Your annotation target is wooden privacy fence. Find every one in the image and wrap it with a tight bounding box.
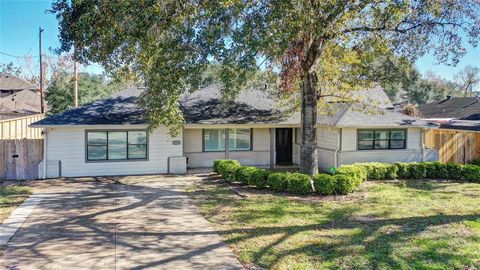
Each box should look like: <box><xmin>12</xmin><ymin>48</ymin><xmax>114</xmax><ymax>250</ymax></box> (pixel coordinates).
<box><xmin>0</xmin><ymin>139</ymin><xmax>44</xmax><ymax>180</ymax></box>
<box><xmin>425</xmin><ymin>129</ymin><xmax>480</xmax><ymax>163</ymax></box>
<box><xmin>0</xmin><ymin>114</ymin><xmax>44</xmax><ymax>140</ymax></box>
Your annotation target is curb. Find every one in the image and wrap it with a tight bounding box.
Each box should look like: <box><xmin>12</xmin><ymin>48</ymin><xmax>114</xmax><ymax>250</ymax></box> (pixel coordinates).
<box><xmin>0</xmin><ymin>193</ymin><xmax>44</xmax><ymax>246</ymax></box>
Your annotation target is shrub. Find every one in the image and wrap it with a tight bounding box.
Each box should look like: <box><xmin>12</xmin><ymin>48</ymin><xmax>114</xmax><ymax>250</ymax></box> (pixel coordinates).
<box><xmin>334</xmin><ymin>175</ymin><xmax>358</xmax><ymax>195</ymax></box>
<box><xmin>336</xmin><ymin>165</ymin><xmax>367</xmax><ymax>183</ymax></box>
<box><xmin>395</xmin><ymin>162</ymin><xmax>410</xmax><ymax>179</ymax></box>
<box><xmin>313</xmin><ymin>174</ymin><xmax>337</xmax><ymax>195</ymax></box>
<box><xmin>445</xmin><ymin>163</ymin><xmax>464</xmax><ymax>180</ymax></box>
<box><xmin>216</xmin><ymin>160</ymin><xmax>240</xmax><ymax>175</ymax></box>
<box><xmin>462</xmin><ymin>165</ymin><xmax>480</xmax><ymax>183</ymax></box>
<box><xmin>287</xmin><ymin>173</ymin><xmax>312</xmax><ymax>195</ymax></box>
<box><xmin>470</xmin><ymin>159</ymin><xmax>480</xmax><ymax>166</ymax></box>
<box><xmin>217</xmin><ymin>160</ymin><xmax>241</xmax><ymax>182</ymax></box>
<box><xmin>355</xmin><ymin>163</ymin><xmax>397</xmax><ymax>180</ymax></box>
<box><xmin>267</xmin><ymin>172</ymin><xmax>290</xmax><ymax>192</ymax></box>
<box><xmin>408</xmin><ymin>163</ymin><xmax>427</xmax><ymax>179</ymax></box>
<box><xmin>250</xmin><ymin>169</ymin><xmax>270</xmax><ymax>188</ymax></box>
<box><xmin>234</xmin><ymin>166</ymin><xmax>258</xmax><ymax>184</ymax></box>
<box><xmin>213</xmin><ymin>160</ymin><xmax>222</xmax><ymax>173</ymax></box>
<box><xmin>424</xmin><ymin>162</ymin><xmax>448</xmax><ymax>179</ymax></box>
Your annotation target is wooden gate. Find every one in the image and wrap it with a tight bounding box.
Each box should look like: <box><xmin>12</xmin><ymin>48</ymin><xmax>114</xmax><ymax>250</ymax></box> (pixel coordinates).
<box><xmin>0</xmin><ymin>139</ymin><xmax>44</xmax><ymax>180</ymax></box>
<box><xmin>425</xmin><ymin>129</ymin><xmax>480</xmax><ymax>163</ymax></box>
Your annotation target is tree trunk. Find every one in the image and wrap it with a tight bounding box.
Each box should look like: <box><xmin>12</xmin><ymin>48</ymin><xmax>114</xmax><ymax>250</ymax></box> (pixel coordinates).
<box><xmin>299</xmin><ymin>71</ymin><xmax>318</xmax><ymax>175</ymax></box>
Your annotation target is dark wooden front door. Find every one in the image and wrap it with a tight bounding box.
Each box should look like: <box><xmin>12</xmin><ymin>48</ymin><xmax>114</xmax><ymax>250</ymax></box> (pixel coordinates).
<box><xmin>275</xmin><ymin>128</ymin><xmax>293</xmax><ymax>164</ymax></box>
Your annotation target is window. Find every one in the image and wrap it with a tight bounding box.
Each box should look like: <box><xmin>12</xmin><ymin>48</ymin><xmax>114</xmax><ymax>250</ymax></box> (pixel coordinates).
<box><xmin>357</xmin><ymin>130</ymin><xmax>406</xmax><ymax>150</ymax></box>
<box><xmin>86</xmin><ymin>130</ymin><xmax>147</xmax><ymax>161</ymax></box>
<box><xmin>203</xmin><ymin>128</ymin><xmax>252</xmax><ymax>151</ymax></box>
<box><xmin>229</xmin><ymin>129</ymin><xmax>251</xmax><ymax>151</ymax></box>
<box><xmin>204</xmin><ymin>129</ymin><xmax>226</xmax><ymax>151</ymax></box>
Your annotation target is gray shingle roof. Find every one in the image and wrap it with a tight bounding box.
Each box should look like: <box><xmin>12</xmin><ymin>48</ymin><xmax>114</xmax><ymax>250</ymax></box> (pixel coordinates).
<box><xmin>0</xmin><ymin>89</ymin><xmax>42</xmax><ymax>114</ymax></box>
<box><xmin>32</xmin><ymin>85</ymin><xmax>431</xmax><ymax>128</ymax></box>
<box><xmin>32</xmin><ymin>88</ymin><xmax>145</xmax><ymax>125</ymax></box>
<box><xmin>438</xmin><ymin>120</ymin><xmax>480</xmax><ymax>132</ymax></box>
<box><xmin>0</xmin><ymin>73</ymin><xmax>38</xmax><ymax>91</ymax></box>
<box><xmin>418</xmin><ymin>97</ymin><xmax>480</xmax><ymax>120</ymax></box>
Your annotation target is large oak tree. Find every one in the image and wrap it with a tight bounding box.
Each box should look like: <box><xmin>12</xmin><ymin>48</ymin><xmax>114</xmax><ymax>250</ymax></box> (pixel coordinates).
<box><xmin>51</xmin><ymin>0</ymin><xmax>480</xmax><ymax>175</ymax></box>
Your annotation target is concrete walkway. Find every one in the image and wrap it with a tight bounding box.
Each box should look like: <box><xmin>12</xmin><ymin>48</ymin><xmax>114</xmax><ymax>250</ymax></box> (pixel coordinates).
<box><xmin>0</xmin><ymin>175</ymin><xmax>243</xmax><ymax>269</ymax></box>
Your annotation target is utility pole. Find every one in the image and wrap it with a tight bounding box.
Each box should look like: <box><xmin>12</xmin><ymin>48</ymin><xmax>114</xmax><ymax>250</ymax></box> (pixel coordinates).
<box><xmin>73</xmin><ymin>47</ymin><xmax>78</xmax><ymax>107</ymax></box>
<box><xmin>39</xmin><ymin>27</ymin><xmax>44</xmax><ymax>113</ymax></box>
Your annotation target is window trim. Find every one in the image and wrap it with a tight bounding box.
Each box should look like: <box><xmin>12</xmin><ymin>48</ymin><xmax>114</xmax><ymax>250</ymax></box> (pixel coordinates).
<box><xmin>357</xmin><ymin>129</ymin><xmax>407</xmax><ymax>151</ymax></box>
<box><xmin>85</xmin><ymin>129</ymin><xmax>149</xmax><ymax>163</ymax></box>
<box><xmin>202</xmin><ymin>128</ymin><xmax>253</xmax><ymax>152</ymax></box>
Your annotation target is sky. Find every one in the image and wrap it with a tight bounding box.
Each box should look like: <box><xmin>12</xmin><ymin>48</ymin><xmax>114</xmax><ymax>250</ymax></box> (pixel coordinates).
<box><xmin>1</xmin><ymin>0</ymin><xmax>479</xmax><ymax>82</ymax></box>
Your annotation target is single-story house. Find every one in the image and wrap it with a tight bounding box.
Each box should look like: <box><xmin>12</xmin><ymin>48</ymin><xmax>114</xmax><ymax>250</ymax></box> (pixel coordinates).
<box><xmin>31</xmin><ymin>85</ymin><xmax>438</xmax><ymax>178</ymax></box>
<box><xmin>418</xmin><ymin>96</ymin><xmax>480</xmax><ymax>163</ymax></box>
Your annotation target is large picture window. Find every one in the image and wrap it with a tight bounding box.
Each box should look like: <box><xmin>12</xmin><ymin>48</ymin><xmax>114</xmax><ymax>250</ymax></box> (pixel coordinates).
<box><xmin>203</xmin><ymin>128</ymin><xmax>252</xmax><ymax>151</ymax></box>
<box><xmin>357</xmin><ymin>130</ymin><xmax>406</xmax><ymax>150</ymax></box>
<box><xmin>86</xmin><ymin>130</ymin><xmax>147</xmax><ymax>161</ymax></box>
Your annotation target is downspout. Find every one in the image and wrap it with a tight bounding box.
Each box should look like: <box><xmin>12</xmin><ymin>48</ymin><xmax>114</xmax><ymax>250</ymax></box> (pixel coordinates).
<box><xmin>225</xmin><ymin>128</ymin><xmax>229</xmax><ymax>159</ymax></box>
<box><xmin>421</xmin><ymin>128</ymin><xmax>426</xmax><ymax>162</ymax></box>
<box><xmin>42</xmin><ymin>128</ymin><xmax>47</xmax><ymax>179</ymax></box>
<box><xmin>334</xmin><ymin>128</ymin><xmax>342</xmax><ymax>168</ymax></box>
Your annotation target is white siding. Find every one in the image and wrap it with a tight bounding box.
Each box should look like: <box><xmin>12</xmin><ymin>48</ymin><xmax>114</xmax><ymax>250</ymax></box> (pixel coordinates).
<box><xmin>317</xmin><ymin>127</ymin><xmax>339</xmax><ymax>171</ymax></box>
<box><xmin>338</xmin><ymin>127</ymin><xmax>427</xmax><ymax>166</ymax></box>
<box><xmin>184</xmin><ymin>127</ymin><xmax>271</xmax><ymax>168</ymax></box>
<box><xmin>45</xmin><ymin>126</ymin><xmax>182</xmax><ymax>177</ymax></box>
<box><xmin>318</xmin><ymin>127</ymin><xmax>339</xmax><ymax>150</ymax></box>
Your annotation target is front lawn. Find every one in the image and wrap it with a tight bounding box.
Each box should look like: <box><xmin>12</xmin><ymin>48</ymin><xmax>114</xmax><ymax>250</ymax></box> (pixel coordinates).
<box><xmin>188</xmin><ymin>177</ymin><xmax>480</xmax><ymax>270</ymax></box>
<box><xmin>0</xmin><ymin>186</ymin><xmax>32</xmax><ymax>223</ymax></box>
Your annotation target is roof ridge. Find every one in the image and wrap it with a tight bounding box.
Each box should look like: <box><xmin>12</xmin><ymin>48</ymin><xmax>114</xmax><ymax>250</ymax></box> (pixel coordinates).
<box><xmin>332</xmin><ymin>103</ymin><xmax>353</xmax><ymax>126</ymax></box>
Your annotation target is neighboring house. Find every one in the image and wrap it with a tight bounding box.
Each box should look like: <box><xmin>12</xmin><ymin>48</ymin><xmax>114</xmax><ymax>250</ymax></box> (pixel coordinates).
<box><xmin>418</xmin><ymin>96</ymin><xmax>480</xmax><ymax>163</ymax></box>
<box><xmin>0</xmin><ymin>73</ymin><xmax>42</xmax><ymax>120</ymax></box>
<box><xmin>0</xmin><ymin>73</ymin><xmax>39</xmax><ymax>97</ymax></box>
<box><xmin>31</xmin><ymin>85</ymin><xmax>438</xmax><ymax>178</ymax></box>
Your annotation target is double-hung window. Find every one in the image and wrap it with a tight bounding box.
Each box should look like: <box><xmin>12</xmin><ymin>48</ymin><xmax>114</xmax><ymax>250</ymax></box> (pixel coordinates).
<box><xmin>203</xmin><ymin>128</ymin><xmax>252</xmax><ymax>151</ymax></box>
<box><xmin>357</xmin><ymin>130</ymin><xmax>406</xmax><ymax>150</ymax></box>
<box><xmin>86</xmin><ymin>130</ymin><xmax>148</xmax><ymax>161</ymax></box>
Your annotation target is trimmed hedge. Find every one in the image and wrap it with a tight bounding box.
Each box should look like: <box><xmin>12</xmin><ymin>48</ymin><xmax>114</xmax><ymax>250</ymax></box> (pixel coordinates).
<box><xmin>334</xmin><ymin>175</ymin><xmax>358</xmax><ymax>195</ymax></box>
<box><xmin>313</xmin><ymin>174</ymin><xmax>337</xmax><ymax>195</ymax></box>
<box><xmin>267</xmin><ymin>172</ymin><xmax>290</xmax><ymax>192</ymax></box>
<box><xmin>288</xmin><ymin>173</ymin><xmax>312</xmax><ymax>195</ymax></box>
<box><xmin>336</xmin><ymin>165</ymin><xmax>367</xmax><ymax>183</ymax></box>
<box><xmin>234</xmin><ymin>166</ymin><xmax>258</xmax><ymax>184</ymax></box>
<box><xmin>213</xmin><ymin>159</ymin><xmax>480</xmax><ymax>197</ymax></box>
<box><xmin>354</xmin><ymin>163</ymin><xmax>398</xmax><ymax>180</ymax></box>
<box><xmin>216</xmin><ymin>160</ymin><xmax>241</xmax><ymax>182</ymax></box>
<box><xmin>250</xmin><ymin>169</ymin><xmax>270</xmax><ymax>188</ymax></box>
<box><xmin>463</xmin><ymin>165</ymin><xmax>480</xmax><ymax>183</ymax></box>
<box><xmin>338</xmin><ymin>161</ymin><xmax>480</xmax><ymax>182</ymax></box>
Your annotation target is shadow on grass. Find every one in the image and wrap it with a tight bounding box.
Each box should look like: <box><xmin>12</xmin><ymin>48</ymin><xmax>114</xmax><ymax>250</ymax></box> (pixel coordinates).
<box><xmin>196</xmin><ymin>177</ymin><xmax>480</xmax><ymax>269</ymax></box>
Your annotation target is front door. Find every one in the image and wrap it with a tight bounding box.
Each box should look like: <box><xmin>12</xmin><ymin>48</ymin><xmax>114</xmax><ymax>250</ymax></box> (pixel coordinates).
<box><xmin>275</xmin><ymin>128</ymin><xmax>293</xmax><ymax>164</ymax></box>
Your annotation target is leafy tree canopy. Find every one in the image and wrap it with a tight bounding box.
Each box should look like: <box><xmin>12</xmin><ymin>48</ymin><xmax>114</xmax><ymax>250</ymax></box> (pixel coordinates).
<box><xmin>51</xmin><ymin>0</ymin><xmax>480</xmax><ymax>174</ymax></box>
<box><xmin>51</xmin><ymin>1</ymin><xmax>479</xmax><ymax>129</ymax></box>
<box><xmin>45</xmin><ymin>72</ymin><xmax>123</xmax><ymax>114</ymax></box>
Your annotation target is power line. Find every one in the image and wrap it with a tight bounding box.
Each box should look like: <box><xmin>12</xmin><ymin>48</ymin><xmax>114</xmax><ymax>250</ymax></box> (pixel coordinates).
<box><xmin>0</xmin><ymin>51</ymin><xmax>40</xmax><ymax>58</ymax></box>
<box><xmin>26</xmin><ymin>34</ymin><xmax>39</xmax><ymax>55</ymax></box>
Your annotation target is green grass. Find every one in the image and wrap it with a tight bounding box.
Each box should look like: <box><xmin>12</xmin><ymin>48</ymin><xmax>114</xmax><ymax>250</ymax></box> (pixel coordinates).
<box><xmin>0</xmin><ymin>186</ymin><xmax>32</xmax><ymax>223</ymax></box>
<box><xmin>188</xmin><ymin>178</ymin><xmax>480</xmax><ymax>270</ymax></box>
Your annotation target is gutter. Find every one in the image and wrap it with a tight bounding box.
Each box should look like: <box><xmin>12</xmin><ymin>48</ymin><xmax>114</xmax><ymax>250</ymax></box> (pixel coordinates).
<box><xmin>42</xmin><ymin>128</ymin><xmax>47</xmax><ymax>179</ymax></box>
<box><xmin>421</xmin><ymin>128</ymin><xmax>426</xmax><ymax>162</ymax></box>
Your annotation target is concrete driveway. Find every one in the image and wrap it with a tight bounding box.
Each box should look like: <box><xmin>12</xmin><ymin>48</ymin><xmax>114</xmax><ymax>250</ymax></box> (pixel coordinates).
<box><xmin>0</xmin><ymin>174</ymin><xmax>243</xmax><ymax>269</ymax></box>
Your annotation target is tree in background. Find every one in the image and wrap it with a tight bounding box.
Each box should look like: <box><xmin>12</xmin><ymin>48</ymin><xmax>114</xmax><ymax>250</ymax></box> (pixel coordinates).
<box><xmin>52</xmin><ymin>1</ymin><xmax>480</xmax><ymax>175</ymax></box>
<box><xmin>0</xmin><ymin>62</ymin><xmax>23</xmax><ymax>77</ymax></box>
<box><xmin>45</xmin><ymin>72</ymin><xmax>123</xmax><ymax>114</ymax></box>
<box><xmin>455</xmin><ymin>65</ymin><xmax>480</xmax><ymax>97</ymax></box>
